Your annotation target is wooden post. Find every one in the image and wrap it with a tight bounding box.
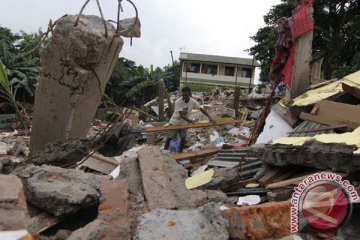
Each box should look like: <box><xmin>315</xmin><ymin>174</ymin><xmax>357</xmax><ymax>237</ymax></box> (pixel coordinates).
<box><xmin>286</xmin><ymin>5</ymin><xmax>314</xmax><ymax>100</ymax></box>
<box><xmin>158</xmin><ymin>79</ymin><xmax>165</xmax><ymax>121</ymax></box>
<box><xmin>234</xmin><ymin>86</ymin><xmax>240</xmax><ymax>118</ymax></box>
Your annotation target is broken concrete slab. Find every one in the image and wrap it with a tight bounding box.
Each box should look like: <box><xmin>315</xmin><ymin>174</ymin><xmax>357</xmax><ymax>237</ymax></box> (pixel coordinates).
<box><xmin>256</xmin><ymin>140</ymin><xmax>360</xmax><ymax>173</ymax></box>
<box><xmin>67</xmin><ymin>219</ymin><xmax>108</xmax><ymax>240</ymax></box>
<box><xmin>15</xmin><ymin>165</ymin><xmax>109</xmax><ymax>216</ymax></box>
<box><xmin>222</xmin><ymin>201</ymin><xmax>291</xmax><ymax>240</ymax></box>
<box><xmin>0</xmin><ymin>174</ymin><xmax>31</xmax><ymax>231</ymax></box>
<box><xmin>138</xmin><ymin>146</ymin><xmax>229</xmax><ymax>210</ymax></box>
<box><xmin>30</xmin><ymin>14</ymin><xmax>126</xmax><ymax>154</ymax></box>
<box><xmin>138</xmin><ymin>147</ymin><xmax>184</xmax><ymax>209</ymax></box>
<box><xmin>29</xmin><ymin>139</ymin><xmax>90</xmax><ymax>167</ymax></box>
<box><xmin>135</xmin><ymin>203</ymin><xmax>229</xmax><ymax>240</ymax></box>
<box><xmin>98</xmin><ymin>179</ymin><xmax>131</xmax><ymax>240</ymax></box>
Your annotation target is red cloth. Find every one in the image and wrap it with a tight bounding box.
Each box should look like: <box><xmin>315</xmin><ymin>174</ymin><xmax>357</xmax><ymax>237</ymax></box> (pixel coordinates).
<box><xmin>281</xmin><ymin>45</ymin><xmax>296</xmax><ymax>87</ymax></box>
<box><xmin>291</xmin><ymin>1</ymin><xmax>314</xmax><ymax>38</ymax></box>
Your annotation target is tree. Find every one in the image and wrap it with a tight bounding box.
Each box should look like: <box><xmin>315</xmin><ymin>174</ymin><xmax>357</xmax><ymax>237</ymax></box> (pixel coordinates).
<box><xmin>249</xmin><ymin>0</ymin><xmax>360</xmax><ymax>80</ymax></box>
<box><xmin>0</xmin><ymin>26</ymin><xmax>42</xmax><ymax>103</ymax></box>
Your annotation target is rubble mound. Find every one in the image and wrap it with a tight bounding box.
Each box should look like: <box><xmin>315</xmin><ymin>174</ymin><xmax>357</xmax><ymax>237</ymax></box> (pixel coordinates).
<box><xmin>29</xmin><ymin>139</ymin><xmax>91</xmax><ymax>167</ymax></box>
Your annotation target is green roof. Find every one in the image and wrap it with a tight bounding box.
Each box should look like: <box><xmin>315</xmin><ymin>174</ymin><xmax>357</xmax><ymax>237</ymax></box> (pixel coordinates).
<box><xmin>179</xmin><ymin>52</ymin><xmax>260</xmax><ymax>67</ymax></box>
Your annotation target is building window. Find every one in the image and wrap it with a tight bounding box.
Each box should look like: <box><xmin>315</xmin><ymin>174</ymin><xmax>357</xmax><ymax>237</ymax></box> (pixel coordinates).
<box><xmin>201</xmin><ymin>64</ymin><xmax>218</xmax><ymax>75</ymax></box>
<box><xmin>186</xmin><ymin>63</ymin><xmax>201</xmax><ymax>73</ymax></box>
<box><xmin>224</xmin><ymin>66</ymin><xmax>235</xmax><ymax>76</ymax></box>
<box><xmin>242</xmin><ymin>68</ymin><xmax>252</xmax><ymax>78</ymax></box>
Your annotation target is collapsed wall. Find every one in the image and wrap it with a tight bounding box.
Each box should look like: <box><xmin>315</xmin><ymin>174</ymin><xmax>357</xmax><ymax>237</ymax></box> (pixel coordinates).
<box><xmin>30</xmin><ymin>15</ymin><xmax>124</xmax><ymax>154</ymax></box>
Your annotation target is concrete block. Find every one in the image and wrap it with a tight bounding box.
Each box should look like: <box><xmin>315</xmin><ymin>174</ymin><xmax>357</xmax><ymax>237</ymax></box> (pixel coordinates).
<box><xmin>15</xmin><ymin>165</ymin><xmax>109</xmax><ymax>217</ymax></box>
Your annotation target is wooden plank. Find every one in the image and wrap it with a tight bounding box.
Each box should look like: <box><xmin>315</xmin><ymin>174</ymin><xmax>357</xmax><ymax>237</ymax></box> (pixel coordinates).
<box><xmin>288</xmin><ymin>6</ymin><xmax>313</xmax><ymax>100</ymax></box>
<box><xmin>259</xmin><ymin>168</ymin><xmax>288</xmax><ymax>186</ymax></box>
<box><xmin>300</xmin><ymin>100</ymin><xmax>360</xmax><ymax>129</ymax></box>
<box><xmin>138</xmin><ymin>146</ymin><xmax>178</xmax><ymax>210</ymax></box>
<box><xmin>266</xmin><ymin>172</ymin><xmax>346</xmax><ymax>189</ymax></box>
<box><xmin>145</xmin><ymin>119</ymin><xmax>248</xmax><ymax>132</ymax></box>
<box><xmin>30</xmin><ymin>212</ymin><xmax>61</xmax><ymax>234</ymax></box>
<box><xmin>342</xmin><ymin>82</ymin><xmax>360</xmax><ymax>99</ymax></box>
<box><xmin>172</xmin><ymin>147</ymin><xmax>220</xmax><ymax>161</ymax></box>
<box><xmin>80</xmin><ymin>157</ymin><xmax>116</xmax><ymax>174</ymax></box>
<box><xmin>92</xmin><ymin>153</ymin><xmax>120</xmax><ymax>166</ymax></box>
<box><xmin>266</xmin><ymin>174</ymin><xmax>313</xmax><ymax>189</ymax></box>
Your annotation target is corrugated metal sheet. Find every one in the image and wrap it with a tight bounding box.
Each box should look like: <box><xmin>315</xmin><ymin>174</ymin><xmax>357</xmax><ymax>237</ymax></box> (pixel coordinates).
<box><xmin>289</xmin><ymin>120</ymin><xmax>334</xmax><ymax>137</ymax></box>
<box><xmin>207</xmin><ymin>148</ymin><xmax>262</xmax><ymax>180</ymax></box>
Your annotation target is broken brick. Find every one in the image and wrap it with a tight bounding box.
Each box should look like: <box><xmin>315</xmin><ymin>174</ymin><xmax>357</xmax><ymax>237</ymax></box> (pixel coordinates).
<box><xmin>222</xmin><ymin>201</ymin><xmax>291</xmax><ymax>240</ymax></box>
<box><xmin>98</xmin><ymin>179</ymin><xmax>131</xmax><ymax>240</ymax></box>
<box><xmin>0</xmin><ymin>174</ymin><xmax>31</xmax><ymax>231</ymax></box>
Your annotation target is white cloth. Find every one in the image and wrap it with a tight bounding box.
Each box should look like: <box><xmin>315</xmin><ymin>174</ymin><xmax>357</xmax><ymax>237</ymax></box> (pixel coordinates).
<box><xmin>169</xmin><ymin>97</ymin><xmax>200</xmax><ymax>125</ymax></box>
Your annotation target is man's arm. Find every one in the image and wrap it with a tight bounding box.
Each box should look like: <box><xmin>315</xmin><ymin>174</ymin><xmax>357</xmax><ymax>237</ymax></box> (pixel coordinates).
<box><xmin>199</xmin><ymin>107</ymin><xmax>216</xmax><ymax>124</ymax></box>
<box><xmin>180</xmin><ymin>111</ymin><xmax>195</xmax><ymax>124</ymax></box>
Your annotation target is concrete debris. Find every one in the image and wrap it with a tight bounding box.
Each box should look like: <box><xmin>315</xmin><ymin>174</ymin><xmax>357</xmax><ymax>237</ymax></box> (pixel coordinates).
<box><xmin>257</xmin><ymin>140</ymin><xmax>360</xmax><ymax>173</ymax></box>
<box><xmin>30</xmin><ymin>14</ymin><xmax>126</xmax><ymax>153</ymax></box>
<box><xmin>0</xmin><ymin>174</ymin><xmax>31</xmax><ymax>231</ymax></box>
<box><xmin>135</xmin><ymin>203</ymin><xmax>229</xmax><ymax>240</ymax></box>
<box><xmin>29</xmin><ymin>139</ymin><xmax>90</xmax><ymax>167</ymax></box>
<box><xmin>15</xmin><ymin>164</ymin><xmax>110</xmax><ymax>216</ymax></box>
<box><xmin>67</xmin><ymin>219</ymin><xmax>108</xmax><ymax>240</ymax></box>
<box><xmin>98</xmin><ymin>123</ymin><xmax>137</xmax><ymax>157</ymax></box>
<box><xmin>118</xmin><ymin>17</ymin><xmax>141</xmax><ymax>38</ymax></box>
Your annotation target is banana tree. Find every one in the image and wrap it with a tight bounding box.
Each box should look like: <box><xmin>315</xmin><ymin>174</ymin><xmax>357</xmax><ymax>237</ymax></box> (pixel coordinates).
<box><xmin>0</xmin><ymin>59</ymin><xmax>26</xmax><ymax>128</ymax></box>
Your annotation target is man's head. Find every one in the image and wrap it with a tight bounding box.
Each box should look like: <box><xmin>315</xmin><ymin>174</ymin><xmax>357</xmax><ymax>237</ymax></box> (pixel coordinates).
<box><xmin>181</xmin><ymin>87</ymin><xmax>191</xmax><ymax>102</ymax></box>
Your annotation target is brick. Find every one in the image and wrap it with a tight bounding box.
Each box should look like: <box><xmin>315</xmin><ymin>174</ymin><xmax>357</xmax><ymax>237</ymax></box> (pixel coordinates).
<box><xmin>0</xmin><ymin>175</ymin><xmax>31</xmax><ymax>231</ymax></box>
<box><xmin>98</xmin><ymin>179</ymin><xmax>131</xmax><ymax>240</ymax></box>
<box><xmin>0</xmin><ymin>175</ymin><xmax>26</xmax><ymax>206</ymax></box>
<box><xmin>222</xmin><ymin>201</ymin><xmax>291</xmax><ymax>240</ymax></box>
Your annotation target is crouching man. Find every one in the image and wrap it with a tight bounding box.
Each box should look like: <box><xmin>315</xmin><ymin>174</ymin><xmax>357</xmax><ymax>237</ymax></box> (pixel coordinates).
<box><xmin>164</xmin><ymin>87</ymin><xmax>215</xmax><ymax>153</ymax></box>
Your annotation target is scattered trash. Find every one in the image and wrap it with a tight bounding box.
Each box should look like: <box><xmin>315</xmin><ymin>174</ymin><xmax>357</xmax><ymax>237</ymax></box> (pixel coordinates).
<box><xmin>236</xmin><ymin>195</ymin><xmax>261</xmax><ymax>206</ymax></box>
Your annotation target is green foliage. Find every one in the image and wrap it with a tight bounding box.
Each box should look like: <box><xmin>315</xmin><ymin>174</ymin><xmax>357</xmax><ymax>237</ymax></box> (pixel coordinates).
<box><xmin>0</xmin><ymin>26</ymin><xmax>41</xmax><ymax>102</ymax></box>
<box><xmin>0</xmin><ymin>60</ymin><xmax>26</xmax><ymax>127</ymax></box>
<box><xmin>105</xmin><ymin>59</ymin><xmax>181</xmax><ymax>107</ymax></box>
<box><xmin>249</xmin><ymin>0</ymin><xmax>360</xmax><ymax>80</ymax></box>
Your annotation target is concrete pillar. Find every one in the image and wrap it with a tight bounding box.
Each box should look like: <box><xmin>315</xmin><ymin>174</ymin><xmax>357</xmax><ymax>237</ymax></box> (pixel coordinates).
<box><xmin>30</xmin><ymin>15</ymin><xmax>124</xmax><ymax>154</ymax></box>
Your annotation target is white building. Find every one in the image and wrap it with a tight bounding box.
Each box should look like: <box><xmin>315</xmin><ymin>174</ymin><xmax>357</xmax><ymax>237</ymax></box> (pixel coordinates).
<box><xmin>179</xmin><ymin>52</ymin><xmax>259</xmax><ymax>90</ymax></box>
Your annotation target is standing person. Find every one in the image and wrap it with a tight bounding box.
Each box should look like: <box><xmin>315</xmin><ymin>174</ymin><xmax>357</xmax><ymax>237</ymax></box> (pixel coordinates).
<box><xmin>164</xmin><ymin>87</ymin><xmax>216</xmax><ymax>152</ymax></box>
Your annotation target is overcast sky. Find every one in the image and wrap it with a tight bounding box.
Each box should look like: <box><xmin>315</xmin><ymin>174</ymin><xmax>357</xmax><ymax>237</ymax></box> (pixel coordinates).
<box><xmin>1</xmin><ymin>0</ymin><xmax>281</xmax><ymax>68</ymax></box>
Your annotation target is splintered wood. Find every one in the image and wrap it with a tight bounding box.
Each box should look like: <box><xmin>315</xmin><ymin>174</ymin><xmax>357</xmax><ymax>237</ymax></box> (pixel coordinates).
<box><xmin>300</xmin><ymin>100</ymin><xmax>360</xmax><ymax>129</ymax></box>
